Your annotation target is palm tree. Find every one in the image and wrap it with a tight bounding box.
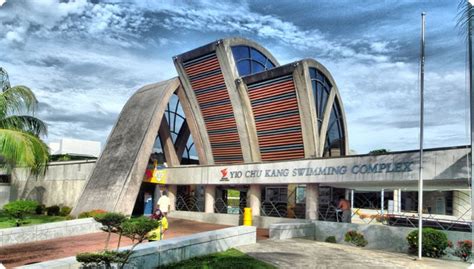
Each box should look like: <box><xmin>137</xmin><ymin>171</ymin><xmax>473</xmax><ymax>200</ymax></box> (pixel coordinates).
<box><xmin>0</xmin><ymin>67</ymin><xmax>49</xmax><ymax>174</ymax></box>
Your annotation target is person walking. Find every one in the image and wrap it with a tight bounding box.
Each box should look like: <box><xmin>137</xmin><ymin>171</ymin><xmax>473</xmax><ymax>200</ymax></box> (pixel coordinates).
<box><xmin>337</xmin><ymin>197</ymin><xmax>351</xmax><ymax>223</ymax></box>
<box><xmin>157</xmin><ymin>190</ymin><xmax>171</xmax><ymax>216</ymax></box>
<box><xmin>147</xmin><ymin>209</ymin><xmax>168</xmax><ymax>241</ymax></box>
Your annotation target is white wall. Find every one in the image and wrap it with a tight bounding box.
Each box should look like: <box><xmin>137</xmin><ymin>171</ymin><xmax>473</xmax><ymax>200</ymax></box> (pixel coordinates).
<box><xmin>0</xmin><ymin>184</ymin><xmax>10</xmax><ymax>207</ymax></box>
<box><xmin>10</xmin><ymin>160</ymin><xmax>96</xmax><ymax>207</ymax></box>
<box><xmin>49</xmin><ymin>138</ymin><xmax>101</xmax><ymax>157</ymax></box>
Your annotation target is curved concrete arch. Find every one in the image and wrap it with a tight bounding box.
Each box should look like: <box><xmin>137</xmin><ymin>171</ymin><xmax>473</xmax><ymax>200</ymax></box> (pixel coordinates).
<box><xmin>72</xmin><ymin>78</ymin><xmax>180</xmax><ymax>216</ymax></box>
<box><xmin>220</xmin><ymin>37</ymin><xmax>281</xmax><ymax>162</ymax></box>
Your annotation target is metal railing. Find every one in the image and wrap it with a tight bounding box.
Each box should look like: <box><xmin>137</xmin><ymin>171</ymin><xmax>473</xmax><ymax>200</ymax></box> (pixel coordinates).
<box><xmin>176</xmin><ymin>194</ymin><xmax>203</xmax><ymax>212</ymax></box>
<box><xmin>175</xmin><ymin>189</ymin><xmax>471</xmax><ymax>232</ymax></box>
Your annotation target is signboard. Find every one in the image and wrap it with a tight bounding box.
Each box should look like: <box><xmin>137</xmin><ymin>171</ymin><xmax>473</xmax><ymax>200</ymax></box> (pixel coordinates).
<box><xmin>144</xmin><ymin>160</ymin><xmax>167</xmax><ymax>184</ymax></box>
<box><xmin>218</xmin><ymin>161</ymin><xmax>414</xmax><ymax>181</ymax></box>
<box><xmin>161</xmin><ymin>148</ymin><xmax>469</xmax><ymax>185</ymax></box>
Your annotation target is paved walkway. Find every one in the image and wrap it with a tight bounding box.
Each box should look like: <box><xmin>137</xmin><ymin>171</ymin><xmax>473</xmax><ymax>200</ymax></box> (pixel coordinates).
<box><xmin>0</xmin><ymin>218</ymin><xmax>268</xmax><ymax>268</ymax></box>
<box><xmin>236</xmin><ymin>238</ymin><xmax>469</xmax><ymax>269</ymax></box>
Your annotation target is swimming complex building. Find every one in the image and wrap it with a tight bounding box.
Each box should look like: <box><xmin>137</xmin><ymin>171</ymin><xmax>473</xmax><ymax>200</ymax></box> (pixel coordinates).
<box><xmin>4</xmin><ymin>37</ymin><xmax>468</xmax><ymax>226</ymax></box>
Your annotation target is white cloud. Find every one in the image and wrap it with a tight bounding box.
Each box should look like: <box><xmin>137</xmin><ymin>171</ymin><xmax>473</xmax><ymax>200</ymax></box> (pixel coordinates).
<box><xmin>0</xmin><ymin>0</ymin><xmax>468</xmax><ymax>154</ymax></box>
<box><xmin>5</xmin><ymin>31</ymin><xmax>23</xmax><ymax>43</ymax></box>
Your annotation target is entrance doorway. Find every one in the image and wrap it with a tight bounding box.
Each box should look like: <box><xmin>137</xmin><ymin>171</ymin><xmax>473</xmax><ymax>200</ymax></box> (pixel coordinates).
<box><xmin>132</xmin><ymin>182</ymin><xmax>157</xmax><ymax>216</ymax></box>
<box><xmin>215</xmin><ymin>186</ymin><xmax>247</xmax><ymax>214</ymax></box>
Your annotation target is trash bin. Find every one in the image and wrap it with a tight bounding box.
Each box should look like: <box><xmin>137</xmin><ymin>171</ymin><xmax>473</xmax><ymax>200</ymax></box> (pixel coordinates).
<box><xmin>243</xmin><ymin>207</ymin><xmax>252</xmax><ymax>226</ymax></box>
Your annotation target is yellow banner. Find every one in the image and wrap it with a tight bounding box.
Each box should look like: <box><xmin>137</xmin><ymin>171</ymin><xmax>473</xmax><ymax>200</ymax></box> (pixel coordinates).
<box><xmin>144</xmin><ymin>160</ymin><xmax>167</xmax><ymax>184</ymax></box>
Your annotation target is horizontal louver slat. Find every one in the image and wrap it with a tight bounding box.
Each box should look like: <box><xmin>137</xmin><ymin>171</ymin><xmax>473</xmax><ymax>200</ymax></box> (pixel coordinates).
<box><xmin>247</xmin><ymin>75</ymin><xmax>304</xmax><ymax>161</ymax></box>
<box><xmin>183</xmin><ymin>52</ymin><xmax>243</xmax><ymax>164</ymax></box>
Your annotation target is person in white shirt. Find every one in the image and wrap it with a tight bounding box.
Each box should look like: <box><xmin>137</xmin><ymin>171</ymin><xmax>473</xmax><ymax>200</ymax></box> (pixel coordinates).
<box><xmin>157</xmin><ymin>190</ymin><xmax>171</xmax><ymax>216</ymax></box>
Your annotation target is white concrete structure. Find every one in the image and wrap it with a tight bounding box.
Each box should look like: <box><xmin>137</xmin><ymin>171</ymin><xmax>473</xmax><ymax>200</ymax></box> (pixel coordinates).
<box><xmin>10</xmin><ymin>160</ymin><xmax>96</xmax><ymax>207</ymax></box>
<box><xmin>269</xmin><ymin>221</ymin><xmax>471</xmax><ymax>255</ymax></box>
<box><xmin>0</xmin><ymin>218</ymin><xmax>101</xmax><ymax>247</ymax></box>
<box><xmin>17</xmin><ymin>226</ymin><xmax>257</xmax><ymax>269</ymax></box>
<box><xmin>48</xmin><ymin>138</ymin><xmax>101</xmax><ymax>157</ymax></box>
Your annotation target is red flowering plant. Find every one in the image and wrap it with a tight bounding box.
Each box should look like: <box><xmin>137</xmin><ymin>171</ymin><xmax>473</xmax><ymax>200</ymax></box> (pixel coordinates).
<box><xmin>454</xmin><ymin>240</ymin><xmax>472</xmax><ymax>262</ymax></box>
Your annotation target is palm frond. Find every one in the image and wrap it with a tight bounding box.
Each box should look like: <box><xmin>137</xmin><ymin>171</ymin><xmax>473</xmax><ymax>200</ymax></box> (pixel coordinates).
<box><xmin>0</xmin><ymin>85</ymin><xmax>38</xmax><ymax>116</ymax></box>
<box><xmin>456</xmin><ymin>0</ymin><xmax>473</xmax><ymax>41</ymax></box>
<box><xmin>0</xmin><ymin>115</ymin><xmax>48</xmax><ymax>136</ymax></box>
<box><xmin>0</xmin><ymin>129</ymin><xmax>49</xmax><ymax>175</ymax></box>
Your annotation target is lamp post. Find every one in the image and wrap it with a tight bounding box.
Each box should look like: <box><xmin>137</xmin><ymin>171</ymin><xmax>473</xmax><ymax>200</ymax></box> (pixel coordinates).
<box><xmin>417</xmin><ymin>12</ymin><xmax>426</xmax><ymax>260</ymax></box>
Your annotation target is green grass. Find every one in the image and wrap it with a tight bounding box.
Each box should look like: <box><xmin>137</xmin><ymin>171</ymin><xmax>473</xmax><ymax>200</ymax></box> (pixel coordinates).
<box><xmin>160</xmin><ymin>248</ymin><xmax>276</xmax><ymax>269</ymax></box>
<box><xmin>0</xmin><ymin>211</ymin><xmax>68</xmax><ymax>229</ymax></box>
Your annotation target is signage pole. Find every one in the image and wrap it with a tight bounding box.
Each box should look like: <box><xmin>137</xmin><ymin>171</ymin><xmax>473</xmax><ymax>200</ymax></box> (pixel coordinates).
<box><xmin>468</xmin><ymin>1</ymin><xmax>474</xmax><ymax>266</ymax></box>
<box><xmin>418</xmin><ymin>12</ymin><xmax>426</xmax><ymax>260</ymax></box>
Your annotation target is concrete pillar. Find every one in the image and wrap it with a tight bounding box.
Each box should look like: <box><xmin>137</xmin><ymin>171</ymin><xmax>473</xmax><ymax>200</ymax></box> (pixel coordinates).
<box><xmin>345</xmin><ymin>189</ymin><xmax>350</xmax><ymax>200</ymax></box>
<box><xmin>453</xmin><ymin>190</ymin><xmax>471</xmax><ymax>218</ymax></box>
<box><xmin>393</xmin><ymin>189</ymin><xmax>401</xmax><ymax>213</ymax></box>
<box><xmin>350</xmin><ymin>189</ymin><xmax>354</xmax><ymax>210</ymax></box>
<box><xmin>287</xmin><ymin>184</ymin><xmax>296</xmax><ymax>218</ymax></box>
<box><xmin>248</xmin><ymin>184</ymin><xmax>261</xmax><ymax>216</ymax></box>
<box><xmin>168</xmin><ymin>185</ymin><xmax>177</xmax><ymax>211</ymax></box>
<box><xmin>305</xmin><ymin>183</ymin><xmax>319</xmax><ymax>220</ymax></box>
<box><xmin>381</xmin><ymin>189</ymin><xmax>384</xmax><ymax>215</ymax></box>
<box><xmin>204</xmin><ymin>185</ymin><xmax>216</xmax><ymax>213</ymax></box>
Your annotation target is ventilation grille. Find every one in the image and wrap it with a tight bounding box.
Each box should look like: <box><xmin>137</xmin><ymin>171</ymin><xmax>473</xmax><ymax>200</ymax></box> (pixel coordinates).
<box><xmin>247</xmin><ymin>75</ymin><xmax>304</xmax><ymax>161</ymax></box>
<box><xmin>183</xmin><ymin>52</ymin><xmax>243</xmax><ymax>164</ymax></box>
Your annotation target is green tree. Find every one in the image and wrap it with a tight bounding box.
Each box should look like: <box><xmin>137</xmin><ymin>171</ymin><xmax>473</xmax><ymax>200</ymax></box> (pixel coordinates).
<box><xmin>94</xmin><ymin>212</ymin><xmax>127</xmax><ymax>250</ymax></box>
<box><xmin>0</xmin><ymin>67</ymin><xmax>49</xmax><ymax>174</ymax></box>
<box><xmin>76</xmin><ymin>216</ymin><xmax>159</xmax><ymax>269</ymax></box>
<box><xmin>369</xmin><ymin>149</ymin><xmax>389</xmax><ymax>155</ymax></box>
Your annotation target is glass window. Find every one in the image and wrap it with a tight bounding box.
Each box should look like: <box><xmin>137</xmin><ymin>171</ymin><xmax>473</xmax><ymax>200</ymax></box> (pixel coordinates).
<box><xmin>237</xmin><ymin>60</ymin><xmax>251</xmax><ymax>76</ymax></box>
<box><xmin>296</xmin><ymin>186</ymin><xmax>306</xmax><ymax>204</ymax></box>
<box><xmin>152</xmin><ymin>135</ymin><xmax>164</xmax><ymax>154</ymax></box>
<box><xmin>231</xmin><ymin>45</ymin><xmax>275</xmax><ymax>76</ymax></box>
<box><xmin>251</xmin><ymin>61</ymin><xmax>265</xmax><ymax>73</ymax></box>
<box><xmin>323</xmin><ymin>102</ymin><xmax>345</xmax><ymax>157</ymax></box>
<box><xmin>232</xmin><ymin>46</ymin><xmax>249</xmax><ymax>60</ymax></box>
<box><xmin>164</xmin><ymin>94</ymin><xmax>199</xmax><ymax>164</ymax></box>
<box><xmin>309</xmin><ymin>68</ymin><xmax>332</xmax><ymax>131</ymax></box>
<box><xmin>265</xmin><ymin>187</ymin><xmax>288</xmax><ymax>203</ymax></box>
<box><xmin>250</xmin><ymin>48</ymin><xmax>267</xmax><ymax>64</ymax></box>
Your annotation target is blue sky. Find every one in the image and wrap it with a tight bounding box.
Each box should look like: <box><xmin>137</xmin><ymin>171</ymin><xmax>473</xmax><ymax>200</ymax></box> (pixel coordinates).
<box><xmin>0</xmin><ymin>0</ymin><xmax>470</xmax><ymax>154</ymax></box>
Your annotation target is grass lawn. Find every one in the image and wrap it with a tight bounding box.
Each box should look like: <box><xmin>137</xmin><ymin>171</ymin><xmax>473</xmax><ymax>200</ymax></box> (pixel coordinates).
<box><xmin>160</xmin><ymin>248</ymin><xmax>276</xmax><ymax>269</ymax></box>
<box><xmin>0</xmin><ymin>211</ymin><xmax>68</xmax><ymax>229</ymax></box>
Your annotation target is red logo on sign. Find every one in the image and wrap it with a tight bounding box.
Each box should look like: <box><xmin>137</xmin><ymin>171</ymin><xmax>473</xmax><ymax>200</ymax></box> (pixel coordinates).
<box><xmin>220</xmin><ymin>168</ymin><xmax>229</xmax><ymax>181</ymax></box>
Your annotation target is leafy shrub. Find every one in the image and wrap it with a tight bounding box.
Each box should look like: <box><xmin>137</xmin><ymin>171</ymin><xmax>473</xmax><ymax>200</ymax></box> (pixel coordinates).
<box><xmin>344</xmin><ymin>230</ymin><xmax>367</xmax><ymax>247</ymax></box>
<box><xmin>35</xmin><ymin>204</ymin><xmax>46</xmax><ymax>215</ymax></box>
<box><xmin>65</xmin><ymin>215</ymin><xmax>74</xmax><ymax>220</ymax></box>
<box><xmin>325</xmin><ymin>236</ymin><xmax>336</xmax><ymax>243</ymax></box>
<box><xmin>76</xmin><ymin>250</ymin><xmax>129</xmax><ymax>267</ymax></box>
<box><xmin>78</xmin><ymin>211</ymin><xmax>90</xmax><ymax>218</ymax></box>
<box><xmin>78</xmin><ymin>209</ymin><xmax>107</xmax><ymax>219</ymax></box>
<box><xmin>46</xmin><ymin>205</ymin><xmax>60</xmax><ymax>216</ymax></box>
<box><xmin>121</xmin><ymin>216</ymin><xmax>159</xmax><ymax>242</ymax></box>
<box><xmin>454</xmin><ymin>240</ymin><xmax>472</xmax><ymax>262</ymax></box>
<box><xmin>3</xmin><ymin>200</ymin><xmax>39</xmax><ymax>226</ymax></box>
<box><xmin>406</xmin><ymin>228</ymin><xmax>448</xmax><ymax>258</ymax></box>
<box><xmin>59</xmin><ymin>206</ymin><xmax>72</xmax><ymax>216</ymax></box>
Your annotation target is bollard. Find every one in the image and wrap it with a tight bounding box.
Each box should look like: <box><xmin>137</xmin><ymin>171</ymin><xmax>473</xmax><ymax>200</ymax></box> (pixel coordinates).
<box><xmin>243</xmin><ymin>207</ymin><xmax>252</xmax><ymax>226</ymax></box>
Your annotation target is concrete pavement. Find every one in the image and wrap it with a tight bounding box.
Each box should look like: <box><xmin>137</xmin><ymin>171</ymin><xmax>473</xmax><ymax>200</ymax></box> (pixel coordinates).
<box><xmin>236</xmin><ymin>238</ymin><xmax>468</xmax><ymax>269</ymax></box>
